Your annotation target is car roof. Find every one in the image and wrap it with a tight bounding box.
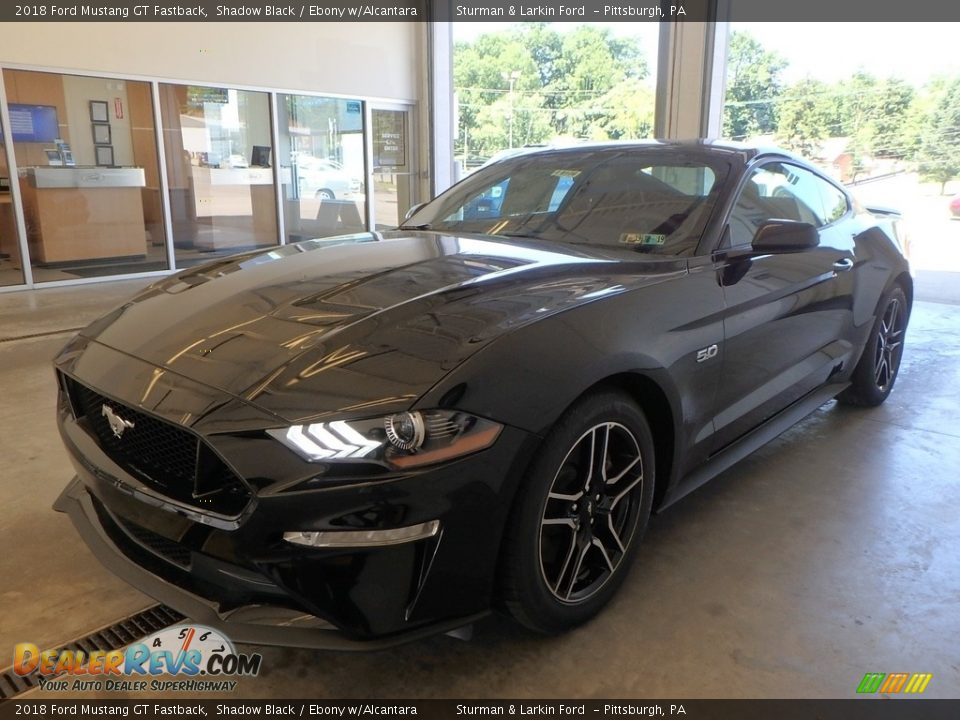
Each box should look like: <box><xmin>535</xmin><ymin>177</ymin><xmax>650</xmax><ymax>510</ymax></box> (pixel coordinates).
<box><xmin>491</xmin><ymin>139</ymin><xmax>803</xmax><ymax>165</ymax></box>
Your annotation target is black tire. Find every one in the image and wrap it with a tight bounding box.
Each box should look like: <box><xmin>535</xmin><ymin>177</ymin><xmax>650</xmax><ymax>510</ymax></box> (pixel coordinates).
<box><xmin>316</xmin><ymin>189</ymin><xmax>335</xmax><ymax>200</ymax></box>
<box><xmin>499</xmin><ymin>390</ymin><xmax>655</xmax><ymax>634</ymax></box>
<box><xmin>838</xmin><ymin>284</ymin><xmax>908</xmax><ymax>407</ymax></box>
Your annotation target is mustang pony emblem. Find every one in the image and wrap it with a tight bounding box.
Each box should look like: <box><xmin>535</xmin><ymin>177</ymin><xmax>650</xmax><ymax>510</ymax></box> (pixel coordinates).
<box><xmin>101</xmin><ymin>405</ymin><xmax>135</xmax><ymax>439</ymax></box>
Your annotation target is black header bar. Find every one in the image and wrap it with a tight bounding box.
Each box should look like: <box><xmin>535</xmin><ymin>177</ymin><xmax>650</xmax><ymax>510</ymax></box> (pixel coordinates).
<box><xmin>3</xmin><ymin>0</ymin><xmax>960</xmax><ymax>22</ymax></box>
<box><xmin>1</xmin><ymin>699</ymin><xmax>959</xmax><ymax>720</ymax></box>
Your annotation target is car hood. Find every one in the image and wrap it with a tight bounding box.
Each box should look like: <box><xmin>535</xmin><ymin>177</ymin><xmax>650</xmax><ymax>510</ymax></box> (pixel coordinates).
<box><xmin>79</xmin><ymin>232</ymin><xmax>685</xmax><ymax>424</ymax></box>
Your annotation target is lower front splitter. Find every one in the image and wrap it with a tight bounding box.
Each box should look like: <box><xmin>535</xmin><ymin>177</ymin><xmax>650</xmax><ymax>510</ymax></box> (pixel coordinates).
<box><xmin>54</xmin><ymin>477</ymin><xmax>487</xmax><ymax>651</ymax></box>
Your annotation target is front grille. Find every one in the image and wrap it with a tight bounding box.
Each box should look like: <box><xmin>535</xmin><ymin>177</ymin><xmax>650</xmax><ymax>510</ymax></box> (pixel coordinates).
<box><xmin>77</xmin><ymin>383</ymin><xmax>199</xmax><ymax>485</ymax></box>
<box><xmin>64</xmin><ymin>376</ymin><xmax>250</xmax><ymax>516</ymax></box>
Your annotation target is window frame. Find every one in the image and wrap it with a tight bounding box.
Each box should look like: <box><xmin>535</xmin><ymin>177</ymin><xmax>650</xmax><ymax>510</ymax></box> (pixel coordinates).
<box><xmin>720</xmin><ymin>156</ymin><xmax>854</xmax><ymax>251</ymax></box>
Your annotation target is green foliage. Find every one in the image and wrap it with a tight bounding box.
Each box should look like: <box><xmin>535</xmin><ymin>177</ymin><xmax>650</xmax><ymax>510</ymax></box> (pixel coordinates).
<box><xmin>867</xmin><ymin>78</ymin><xmax>915</xmax><ymax>158</ymax></box>
<box><xmin>590</xmin><ymin>80</ymin><xmax>656</xmax><ymax>140</ymax></box>
<box><xmin>454</xmin><ymin>29</ymin><xmax>544</xmax><ymax>157</ymax></box>
<box><xmin>833</xmin><ymin>72</ymin><xmax>914</xmax><ymax>158</ymax></box>
<box><xmin>776</xmin><ymin>78</ymin><xmax>836</xmax><ymax>157</ymax></box>
<box><xmin>456</xmin><ymin>25</ymin><xmax>960</xmax><ymax>192</ymax></box>
<box><xmin>454</xmin><ymin>25</ymin><xmax>652</xmax><ymax>159</ymax></box>
<box><xmin>722</xmin><ymin>31</ymin><xmax>788</xmax><ymax>139</ymax></box>
<box><xmin>914</xmin><ymin>77</ymin><xmax>960</xmax><ymax>192</ymax></box>
<box><xmin>773</xmin><ymin>70</ymin><xmax>915</xmax><ymax>160</ymax></box>
<box><xmin>724</xmin><ymin>30</ymin><xmax>956</xmax><ymax>187</ymax></box>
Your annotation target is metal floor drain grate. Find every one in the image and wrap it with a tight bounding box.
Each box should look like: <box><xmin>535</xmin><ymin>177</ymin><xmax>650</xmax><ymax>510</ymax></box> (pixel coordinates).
<box><xmin>0</xmin><ymin>604</ymin><xmax>185</xmax><ymax>700</ymax></box>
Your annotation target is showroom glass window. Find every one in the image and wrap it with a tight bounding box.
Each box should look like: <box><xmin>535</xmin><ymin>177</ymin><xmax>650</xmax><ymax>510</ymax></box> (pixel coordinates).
<box><xmin>158</xmin><ymin>83</ymin><xmax>278</xmax><ymax>266</ymax></box>
<box><xmin>451</xmin><ymin>24</ymin><xmax>660</xmax><ymax>174</ymax></box>
<box><xmin>3</xmin><ymin>69</ymin><xmax>167</xmax><ymax>283</ymax></box>
<box><xmin>276</xmin><ymin>94</ymin><xmax>367</xmax><ymax>242</ymax></box>
<box><xmin>0</xmin><ymin>110</ymin><xmax>25</xmax><ymax>286</ymax></box>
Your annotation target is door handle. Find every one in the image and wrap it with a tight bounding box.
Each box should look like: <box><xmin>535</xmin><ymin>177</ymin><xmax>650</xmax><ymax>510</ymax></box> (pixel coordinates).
<box><xmin>833</xmin><ymin>258</ymin><xmax>854</xmax><ymax>272</ymax></box>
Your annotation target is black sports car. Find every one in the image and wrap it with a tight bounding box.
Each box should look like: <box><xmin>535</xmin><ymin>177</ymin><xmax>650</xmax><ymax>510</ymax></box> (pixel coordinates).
<box><xmin>54</xmin><ymin>141</ymin><xmax>911</xmax><ymax>648</ymax></box>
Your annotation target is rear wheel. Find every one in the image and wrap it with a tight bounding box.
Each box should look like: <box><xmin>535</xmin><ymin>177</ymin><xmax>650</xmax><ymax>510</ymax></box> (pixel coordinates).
<box><xmin>316</xmin><ymin>189</ymin><xmax>335</xmax><ymax>200</ymax></box>
<box><xmin>838</xmin><ymin>285</ymin><xmax>908</xmax><ymax>407</ymax></box>
<box><xmin>499</xmin><ymin>391</ymin><xmax>655</xmax><ymax>633</ymax></box>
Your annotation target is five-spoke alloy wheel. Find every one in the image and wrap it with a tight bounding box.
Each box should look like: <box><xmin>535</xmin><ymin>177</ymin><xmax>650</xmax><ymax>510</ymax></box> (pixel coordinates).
<box><xmin>873</xmin><ymin>293</ymin><xmax>905</xmax><ymax>392</ymax></box>
<box><xmin>500</xmin><ymin>391</ymin><xmax>655</xmax><ymax>633</ymax></box>
<box><xmin>839</xmin><ymin>284</ymin><xmax>909</xmax><ymax>407</ymax></box>
<box><xmin>539</xmin><ymin>422</ymin><xmax>645</xmax><ymax>604</ymax></box>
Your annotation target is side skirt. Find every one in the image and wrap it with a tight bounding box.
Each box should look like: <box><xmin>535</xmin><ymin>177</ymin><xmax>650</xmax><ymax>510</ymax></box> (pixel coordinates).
<box><xmin>657</xmin><ymin>382</ymin><xmax>849</xmax><ymax>511</ymax></box>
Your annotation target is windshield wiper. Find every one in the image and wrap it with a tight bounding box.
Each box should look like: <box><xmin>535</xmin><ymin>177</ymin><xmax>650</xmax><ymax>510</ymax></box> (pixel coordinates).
<box><xmin>399</xmin><ymin>223</ymin><xmax>433</xmax><ymax>230</ymax></box>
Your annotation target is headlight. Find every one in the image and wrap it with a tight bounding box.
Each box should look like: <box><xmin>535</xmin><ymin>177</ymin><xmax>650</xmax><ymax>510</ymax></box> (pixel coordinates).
<box><xmin>267</xmin><ymin>410</ymin><xmax>502</xmax><ymax>470</ymax></box>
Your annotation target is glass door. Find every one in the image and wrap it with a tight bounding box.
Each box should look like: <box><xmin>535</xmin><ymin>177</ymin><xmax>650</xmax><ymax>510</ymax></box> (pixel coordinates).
<box><xmin>158</xmin><ymin>83</ymin><xmax>278</xmax><ymax>267</ymax></box>
<box><xmin>371</xmin><ymin>107</ymin><xmax>417</xmax><ymax>230</ymax></box>
<box><xmin>277</xmin><ymin>94</ymin><xmax>366</xmax><ymax>243</ymax></box>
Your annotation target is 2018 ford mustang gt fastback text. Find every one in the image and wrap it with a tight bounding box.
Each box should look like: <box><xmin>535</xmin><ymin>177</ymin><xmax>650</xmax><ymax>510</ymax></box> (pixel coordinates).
<box><xmin>54</xmin><ymin>141</ymin><xmax>911</xmax><ymax>649</ymax></box>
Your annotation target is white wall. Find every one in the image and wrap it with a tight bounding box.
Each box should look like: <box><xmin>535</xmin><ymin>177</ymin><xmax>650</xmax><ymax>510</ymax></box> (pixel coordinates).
<box><xmin>61</xmin><ymin>75</ymin><xmax>133</xmax><ymax>166</ymax></box>
<box><xmin>0</xmin><ymin>23</ymin><xmax>419</xmax><ymax>103</ymax></box>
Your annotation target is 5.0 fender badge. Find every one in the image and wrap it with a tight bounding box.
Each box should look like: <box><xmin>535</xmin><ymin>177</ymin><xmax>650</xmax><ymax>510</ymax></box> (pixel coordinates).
<box><xmin>696</xmin><ymin>344</ymin><xmax>719</xmax><ymax>363</ymax></box>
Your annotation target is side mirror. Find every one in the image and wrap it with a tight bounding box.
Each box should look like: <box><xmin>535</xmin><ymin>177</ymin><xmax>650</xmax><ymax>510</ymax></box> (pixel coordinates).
<box><xmin>403</xmin><ymin>202</ymin><xmax>428</xmax><ymax>223</ymax></box>
<box><xmin>751</xmin><ymin>220</ymin><xmax>819</xmax><ymax>253</ymax></box>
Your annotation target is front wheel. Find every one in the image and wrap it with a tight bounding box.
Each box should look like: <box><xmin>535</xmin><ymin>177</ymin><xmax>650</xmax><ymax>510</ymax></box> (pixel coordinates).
<box><xmin>838</xmin><ymin>284</ymin><xmax>908</xmax><ymax>407</ymax></box>
<box><xmin>499</xmin><ymin>391</ymin><xmax>655</xmax><ymax>633</ymax></box>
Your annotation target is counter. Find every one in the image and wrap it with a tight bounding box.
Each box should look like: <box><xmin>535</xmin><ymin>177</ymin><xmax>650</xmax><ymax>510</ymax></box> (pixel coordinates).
<box><xmin>26</xmin><ymin>167</ymin><xmax>146</xmax><ymax>189</ymax></box>
<box><xmin>189</xmin><ymin>166</ymin><xmax>278</xmax><ymax>250</ymax></box>
<box><xmin>20</xmin><ymin>167</ymin><xmax>148</xmax><ymax>265</ymax></box>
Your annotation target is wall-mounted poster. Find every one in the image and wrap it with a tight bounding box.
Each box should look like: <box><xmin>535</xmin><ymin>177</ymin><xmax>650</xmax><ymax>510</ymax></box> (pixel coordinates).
<box><xmin>373</xmin><ymin>110</ymin><xmax>406</xmax><ymax>169</ymax></box>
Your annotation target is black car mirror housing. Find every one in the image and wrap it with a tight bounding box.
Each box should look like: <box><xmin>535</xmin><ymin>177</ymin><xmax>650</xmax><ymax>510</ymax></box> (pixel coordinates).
<box><xmin>751</xmin><ymin>220</ymin><xmax>820</xmax><ymax>253</ymax></box>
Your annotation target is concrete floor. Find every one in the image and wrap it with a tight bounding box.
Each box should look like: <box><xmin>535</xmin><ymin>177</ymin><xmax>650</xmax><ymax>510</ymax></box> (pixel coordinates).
<box><xmin>1</xmin><ymin>279</ymin><xmax>958</xmax><ymax>699</ymax></box>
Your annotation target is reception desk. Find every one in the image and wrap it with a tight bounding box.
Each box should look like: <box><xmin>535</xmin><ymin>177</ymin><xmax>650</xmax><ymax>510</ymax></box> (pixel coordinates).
<box><xmin>20</xmin><ymin>167</ymin><xmax>147</xmax><ymax>264</ymax></box>
<box><xmin>189</xmin><ymin>166</ymin><xmax>278</xmax><ymax>250</ymax></box>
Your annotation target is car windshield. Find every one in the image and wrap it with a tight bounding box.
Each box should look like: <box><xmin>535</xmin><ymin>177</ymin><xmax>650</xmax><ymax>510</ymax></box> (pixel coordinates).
<box><xmin>404</xmin><ymin>148</ymin><xmax>730</xmax><ymax>255</ymax></box>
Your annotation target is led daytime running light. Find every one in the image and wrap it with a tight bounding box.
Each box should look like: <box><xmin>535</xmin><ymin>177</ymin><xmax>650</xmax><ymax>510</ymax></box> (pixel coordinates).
<box><xmin>279</xmin><ymin>421</ymin><xmax>382</xmax><ymax>461</ymax></box>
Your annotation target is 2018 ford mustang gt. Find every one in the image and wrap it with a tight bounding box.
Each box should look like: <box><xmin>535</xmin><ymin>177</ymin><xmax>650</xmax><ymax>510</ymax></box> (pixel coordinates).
<box><xmin>54</xmin><ymin>141</ymin><xmax>911</xmax><ymax>649</ymax></box>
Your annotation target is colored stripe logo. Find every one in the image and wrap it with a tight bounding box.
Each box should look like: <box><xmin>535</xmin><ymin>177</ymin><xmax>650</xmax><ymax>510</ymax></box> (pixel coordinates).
<box><xmin>857</xmin><ymin>672</ymin><xmax>932</xmax><ymax>694</ymax></box>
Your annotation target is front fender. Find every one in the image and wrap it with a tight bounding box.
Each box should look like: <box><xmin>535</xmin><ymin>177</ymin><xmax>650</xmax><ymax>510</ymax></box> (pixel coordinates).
<box><xmin>417</xmin><ymin>272</ymin><xmax>727</xmax><ymax>497</ymax></box>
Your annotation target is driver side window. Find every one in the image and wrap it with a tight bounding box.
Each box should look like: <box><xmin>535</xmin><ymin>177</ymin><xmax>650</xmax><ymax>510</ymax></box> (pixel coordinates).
<box><xmin>728</xmin><ymin>162</ymin><xmax>828</xmax><ymax>247</ymax></box>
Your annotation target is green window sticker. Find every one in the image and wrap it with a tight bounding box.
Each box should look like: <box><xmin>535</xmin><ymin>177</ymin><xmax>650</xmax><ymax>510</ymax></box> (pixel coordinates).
<box><xmin>620</xmin><ymin>233</ymin><xmax>666</xmax><ymax>246</ymax></box>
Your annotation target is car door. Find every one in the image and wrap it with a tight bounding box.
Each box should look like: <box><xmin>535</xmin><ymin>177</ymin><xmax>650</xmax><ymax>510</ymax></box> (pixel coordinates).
<box><xmin>710</xmin><ymin>160</ymin><xmax>857</xmax><ymax>452</ymax></box>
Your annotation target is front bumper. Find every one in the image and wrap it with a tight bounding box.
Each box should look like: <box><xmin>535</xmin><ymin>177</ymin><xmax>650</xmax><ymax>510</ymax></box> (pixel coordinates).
<box><xmin>53</xmin><ymin>341</ymin><xmax>540</xmax><ymax>648</ymax></box>
<box><xmin>54</xmin><ymin>478</ymin><xmax>488</xmax><ymax>650</ymax></box>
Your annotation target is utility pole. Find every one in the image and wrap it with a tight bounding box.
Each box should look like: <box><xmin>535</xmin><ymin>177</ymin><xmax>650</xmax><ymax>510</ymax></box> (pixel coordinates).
<box><xmin>502</xmin><ymin>70</ymin><xmax>521</xmax><ymax>148</ymax></box>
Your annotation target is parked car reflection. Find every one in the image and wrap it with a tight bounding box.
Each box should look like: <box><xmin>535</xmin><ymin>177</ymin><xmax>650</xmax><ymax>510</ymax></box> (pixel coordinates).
<box><xmin>294</xmin><ymin>155</ymin><xmax>362</xmax><ymax>200</ymax></box>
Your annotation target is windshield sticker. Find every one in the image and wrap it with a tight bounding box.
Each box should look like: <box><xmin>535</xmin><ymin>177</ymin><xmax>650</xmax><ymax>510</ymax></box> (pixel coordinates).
<box><xmin>620</xmin><ymin>233</ymin><xmax>667</xmax><ymax>246</ymax></box>
<box><xmin>551</xmin><ymin>169</ymin><xmax>581</xmax><ymax>178</ymax></box>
